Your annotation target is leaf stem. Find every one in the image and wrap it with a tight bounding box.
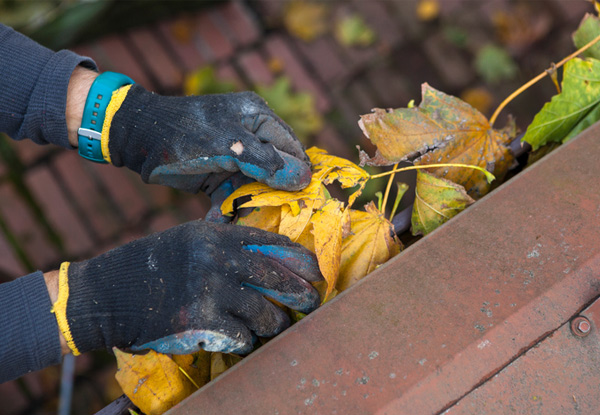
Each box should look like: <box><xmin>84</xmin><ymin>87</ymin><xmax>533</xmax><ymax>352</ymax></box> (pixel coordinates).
<box><xmin>381</xmin><ymin>163</ymin><xmax>399</xmax><ymax>218</ymax></box>
<box><xmin>489</xmin><ymin>32</ymin><xmax>600</xmax><ymax>127</ymax></box>
<box><xmin>369</xmin><ymin>163</ymin><xmax>496</xmax><ymax>183</ymax></box>
<box><xmin>178</xmin><ymin>366</ymin><xmax>200</xmax><ymax>389</ymax></box>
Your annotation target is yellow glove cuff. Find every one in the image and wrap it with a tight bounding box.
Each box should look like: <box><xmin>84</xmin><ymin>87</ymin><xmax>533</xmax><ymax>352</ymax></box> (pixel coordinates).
<box><xmin>101</xmin><ymin>84</ymin><xmax>133</xmax><ymax>164</ymax></box>
<box><xmin>50</xmin><ymin>262</ymin><xmax>81</xmax><ymax>356</ymax></box>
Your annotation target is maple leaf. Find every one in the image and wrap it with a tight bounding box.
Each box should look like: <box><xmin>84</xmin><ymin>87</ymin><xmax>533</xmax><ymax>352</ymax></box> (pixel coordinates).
<box><xmin>359</xmin><ymin>83</ymin><xmax>514</xmax><ymax>198</ymax></box>
<box><xmin>522</xmin><ymin>58</ymin><xmax>600</xmax><ymax>150</ymax></box>
<box><xmin>221</xmin><ymin>147</ymin><xmax>369</xmax><ymax>216</ymax></box>
<box><xmin>236</xmin><ymin>206</ymin><xmax>282</xmax><ymax>234</ymax></box>
<box><xmin>411</xmin><ymin>170</ymin><xmax>475</xmax><ymax>235</ymax></box>
<box><xmin>114</xmin><ymin>348</ymin><xmax>205</xmax><ymax>415</ymax></box>
<box><xmin>307</xmin><ymin>147</ymin><xmax>370</xmax><ymax>188</ymax></box>
<box><xmin>337</xmin><ymin>203</ymin><xmax>402</xmax><ymax>292</ymax></box>
<box><xmin>279</xmin><ymin>203</ymin><xmax>314</xmax><ymax>244</ymax></box>
<box><xmin>310</xmin><ymin>199</ymin><xmax>345</xmax><ymax>298</ymax></box>
<box><xmin>573</xmin><ymin>13</ymin><xmax>600</xmax><ymax>60</ymax></box>
<box><xmin>220</xmin><ymin>178</ymin><xmax>326</xmax><ymax>216</ymax></box>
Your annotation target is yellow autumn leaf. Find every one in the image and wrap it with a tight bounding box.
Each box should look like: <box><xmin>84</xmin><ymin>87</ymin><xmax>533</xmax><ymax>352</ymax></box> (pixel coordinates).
<box><xmin>412</xmin><ymin>170</ymin><xmax>475</xmax><ymax>235</ymax></box>
<box><xmin>114</xmin><ymin>348</ymin><xmax>198</xmax><ymax>415</ymax></box>
<box><xmin>310</xmin><ymin>199</ymin><xmax>345</xmax><ymax>298</ymax></box>
<box><xmin>221</xmin><ymin>178</ymin><xmax>326</xmax><ymax>216</ymax></box>
<box><xmin>171</xmin><ymin>351</ymin><xmax>212</xmax><ymax>390</ymax></box>
<box><xmin>307</xmin><ymin>147</ymin><xmax>370</xmax><ymax>188</ymax></box>
<box><xmin>337</xmin><ymin>203</ymin><xmax>402</xmax><ymax>292</ymax></box>
<box><xmin>210</xmin><ymin>353</ymin><xmax>243</xmax><ymax>381</ymax></box>
<box><xmin>221</xmin><ymin>147</ymin><xmax>369</xmax><ymax>216</ymax></box>
<box><xmin>237</xmin><ymin>206</ymin><xmax>282</xmax><ymax>233</ymax></box>
<box><xmin>279</xmin><ymin>203</ymin><xmax>314</xmax><ymax>242</ymax></box>
<box><xmin>283</xmin><ymin>0</ymin><xmax>330</xmax><ymax>42</ymax></box>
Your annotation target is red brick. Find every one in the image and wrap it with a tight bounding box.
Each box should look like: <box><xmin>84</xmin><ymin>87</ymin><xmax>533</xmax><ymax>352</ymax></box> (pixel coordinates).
<box><xmin>195</xmin><ymin>12</ymin><xmax>235</xmax><ymax>61</ymax></box>
<box><xmin>314</xmin><ymin>124</ymin><xmax>354</xmax><ymax>161</ymax></box>
<box><xmin>294</xmin><ymin>37</ymin><xmax>347</xmax><ymax>84</ymax></box>
<box><xmin>148</xmin><ymin>211</ymin><xmax>181</xmax><ymax>233</ymax></box>
<box><xmin>0</xmin><ymin>184</ymin><xmax>59</xmax><ymax>269</ymax></box>
<box><xmin>237</xmin><ymin>50</ymin><xmax>274</xmax><ymax>86</ymax></box>
<box><xmin>88</xmin><ymin>164</ymin><xmax>149</xmax><ymax>225</ymax></box>
<box><xmin>332</xmin><ymin>89</ymin><xmax>362</xmax><ymax>129</ymax></box>
<box><xmin>423</xmin><ymin>32</ymin><xmax>474</xmax><ymax>89</ymax></box>
<box><xmin>97</xmin><ymin>35</ymin><xmax>156</xmax><ymax>90</ymax></box>
<box><xmin>11</xmin><ymin>138</ymin><xmax>53</xmax><ymax>166</ymax></box>
<box><xmin>348</xmin><ymin>80</ymin><xmax>380</xmax><ymax>116</ymax></box>
<box><xmin>217</xmin><ymin>0</ymin><xmax>261</xmax><ymax>47</ymax></box>
<box><xmin>0</xmin><ymin>379</ymin><xmax>28</xmax><ymax>414</ymax></box>
<box><xmin>0</xmin><ymin>230</ymin><xmax>25</xmax><ymax>278</ymax></box>
<box><xmin>351</xmin><ymin>0</ymin><xmax>404</xmax><ymax>48</ymax></box>
<box><xmin>252</xmin><ymin>0</ymin><xmax>285</xmax><ymax>26</ymax></box>
<box><xmin>128</xmin><ymin>28</ymin><xmax>183</xmax><ymax>91</ymax></box>
<box><xmin>158</xmin><ymin>18</ymin><xmax>206</xmax><ymax>72</ymax></box>
<box><xmin>216</xmin><ymin>63</ymin><xmax>246</xmax><ymax>90</ymax></box>
<box><xmin>264</xmin><ymin>35</ymin><xmax>331</xmax><ymax>112</ymax></box>
<box><xmin>387</xmin><ymin>0</ymin><xmax>424</xmax><ymax>39</ymax></box>
<box><xmin>52</xmin><ymin>151</ymin><xmax>121</xmax><ymax>242</ymax></box>
<box><xmin>180</xmin><ymin>195</ymin><xmax>210</xmax><ymax>221</ymax></box>
<box><xmin>25</xmin><ymin>166</ymin><xmax>94</xmax><ymax>258</ymax></box>
<box><xmin>366</xmin><ymin>66</ymin><xmax>411</xmax><ymax>108</ymax></box>
<box><xmin>548</xmin><ymin>0</ymin><xmax>592</xmax><ymax>23</ymax></box>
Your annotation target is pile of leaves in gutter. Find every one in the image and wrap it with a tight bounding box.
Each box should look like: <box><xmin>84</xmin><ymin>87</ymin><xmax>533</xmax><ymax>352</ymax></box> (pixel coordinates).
<box><xmin>114</xmin><ymin>13</ymin><xmax>600</xmax><ymax>415</ymax></box>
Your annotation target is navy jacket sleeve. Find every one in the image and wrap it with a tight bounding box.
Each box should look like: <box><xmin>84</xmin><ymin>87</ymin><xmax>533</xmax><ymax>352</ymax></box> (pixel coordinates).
<box><xmin>0</xmin><ymin>25</ymin><xmax>97</xmax><ymax>382</ymax></box>
<box><xmin>0</xmin><ymin>271</ymin><xmax>63</xmax><ymax>383</ymax></box>
<box><xmin>0</xmin><ymin>23</ymin><xmax>97</xmax><ymax>148</ymax></box>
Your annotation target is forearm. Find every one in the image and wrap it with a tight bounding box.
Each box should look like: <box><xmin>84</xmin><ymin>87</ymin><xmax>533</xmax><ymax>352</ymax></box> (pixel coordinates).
<box><xmin>0</xmin><ymin>271</ymin><xmax>63</xmax><ymax>383</ymax></box>
<box><xmin>0</xmin><ymin>23</ymin><xmax>97</xmax><ymax>148</ymax></box>
<box><xmin>66</xmin><ymin>67</ymin><xmax>98</xmax><ymax>147</ymax></box>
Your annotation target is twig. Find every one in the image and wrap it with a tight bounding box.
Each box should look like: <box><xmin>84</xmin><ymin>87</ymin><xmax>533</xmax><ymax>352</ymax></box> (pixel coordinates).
<box><xmin>490</xmin><ymin>32</ymin><xmax>600</xmax><ymax>127</ymax></box>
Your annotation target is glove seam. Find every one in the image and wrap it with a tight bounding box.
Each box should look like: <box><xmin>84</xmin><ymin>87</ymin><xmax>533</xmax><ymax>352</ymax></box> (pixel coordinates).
<box><xmin>50</xmin><ymin>262</ymin><xmax>81</xmax><ymax>356</ymax></box>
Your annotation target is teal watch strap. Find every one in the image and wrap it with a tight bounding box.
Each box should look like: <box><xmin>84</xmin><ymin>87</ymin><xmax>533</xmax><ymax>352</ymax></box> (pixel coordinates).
<box><xmin>78</xmin><ymin>71</ymin><xmax>134</xmax><ymax>163</ymax></box>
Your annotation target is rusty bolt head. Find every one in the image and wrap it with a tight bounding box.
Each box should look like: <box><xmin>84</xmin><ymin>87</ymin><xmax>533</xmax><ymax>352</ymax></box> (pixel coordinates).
<box><xmin>571</xmin><ymin>316</ymin><xmax>592</xmax><ymax>337</ymax></box>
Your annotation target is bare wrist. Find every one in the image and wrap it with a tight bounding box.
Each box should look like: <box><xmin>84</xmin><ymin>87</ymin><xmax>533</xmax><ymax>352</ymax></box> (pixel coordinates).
<box><xmin>66</xmin><ymin>66</ymin><xmax>98</xmax><ymax>148</ymax></box>
<box><xmin>43</xmin><ymin>270</ymin><xmax>70</xmax><ymax>356</ymax></box>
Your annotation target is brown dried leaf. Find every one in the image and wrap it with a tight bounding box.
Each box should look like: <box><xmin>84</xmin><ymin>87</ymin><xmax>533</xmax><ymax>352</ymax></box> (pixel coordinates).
<box><xmin>359</xmin><ymin>83</ymin><xmax>514</xmax><ymax>198</ymax></box>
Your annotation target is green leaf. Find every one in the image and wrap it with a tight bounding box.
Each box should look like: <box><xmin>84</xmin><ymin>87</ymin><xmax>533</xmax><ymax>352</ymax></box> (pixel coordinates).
<box><xmin>522</xmin><ymin>58</ymin><xmax>600</xmax><ymax>150</ymax></box>
<box><xmin>334</xmin><ymin>14</ymin><xmax>376</xmax><ymax>47</ymax></box>
<box><xmin>255</xmin><ymin>77</ymin><xmax>323</xmax><ymax>143</ymax></box>
<box><xmin>474</xmin><ymin>44</ymin><xmax>518</xmax><ymax>84</ymax></box>
<box><xmin>184</xmin><ymin>66</ymin><xmax>237</xmax><ymax>96</ymax></box>
<box><xmin>411</xmin><ymin>170</ymin><xmax>474</xmax><ymax>236</ymax></box>
<box><xmin>573</xmin><ymin>13</ymin><xmax>600</xmax><ymax>60</ymax></box>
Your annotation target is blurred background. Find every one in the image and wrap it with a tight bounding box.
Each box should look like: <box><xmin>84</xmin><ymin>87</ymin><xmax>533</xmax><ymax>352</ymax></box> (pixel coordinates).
<box><xmin>0</xmin><ymin>0</ymin><xmax>592</xmax><ymax>413</ymax></box>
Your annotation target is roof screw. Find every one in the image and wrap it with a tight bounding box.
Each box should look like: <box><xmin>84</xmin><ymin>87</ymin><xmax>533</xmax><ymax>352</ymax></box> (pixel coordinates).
<box><xmin>571</xmin><ymin>316</ymin><xmax>592</xmax><ymax>337</ymax></box>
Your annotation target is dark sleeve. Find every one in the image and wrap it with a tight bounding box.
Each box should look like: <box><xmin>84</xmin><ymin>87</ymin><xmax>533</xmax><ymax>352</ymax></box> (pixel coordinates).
<box><xmin>0</xmin><ymin>24</ymin><xmax>97</xmax><ymax>148</ymax></box>
<box><xmin>0</xmin><ymin>271</ymin><xmax>63</xmax><ymax>383</ymax></box>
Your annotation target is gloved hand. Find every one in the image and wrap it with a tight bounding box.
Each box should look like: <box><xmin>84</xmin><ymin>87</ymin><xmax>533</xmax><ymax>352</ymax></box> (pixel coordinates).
<box><xmin>51</xmin><ymin>220</ymin><xmax>322</xmax><ymax>356</ymax></box>
<box><xmin>100</xmin><ymin>84</ymin><xmax>312</xmax><ymax>194</ymax></box>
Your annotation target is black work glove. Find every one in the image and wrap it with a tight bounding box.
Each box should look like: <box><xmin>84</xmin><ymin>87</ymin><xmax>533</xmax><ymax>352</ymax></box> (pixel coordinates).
<box><xmin>52</xmin><ymin>220</ymin><xmax>322</xmax><ymax>356</ymax></box>
<box><xmin>103</xmin><ymin>84</ymin><xmax>312</xmax><ymax>194</ymax></box>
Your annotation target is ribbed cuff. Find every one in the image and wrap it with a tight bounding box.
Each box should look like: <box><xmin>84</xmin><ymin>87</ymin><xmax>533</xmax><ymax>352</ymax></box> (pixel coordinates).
<box><xmin>28</xmin><ymin>49</ymin><xmax>97</xmax><ymax>148</ymax></box>
<box><xmin>0</xmin><ymin>271</ymin><xmax>62</xmax><ymax>383</ymax></box>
